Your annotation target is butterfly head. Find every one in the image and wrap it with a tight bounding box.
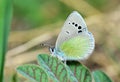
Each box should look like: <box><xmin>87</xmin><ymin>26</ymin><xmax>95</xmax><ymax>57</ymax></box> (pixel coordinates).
<box><xmin>40</xmin><ymin>43</ymin><xmax>55</xmax><ymax>54</ymax></box>
<box><xmin>49</xmin><ymin>47</ymin><xmax>54</xmax><ymax>53</ymax></box>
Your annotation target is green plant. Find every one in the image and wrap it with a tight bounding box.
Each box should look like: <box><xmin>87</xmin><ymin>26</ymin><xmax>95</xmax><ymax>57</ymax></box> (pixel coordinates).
<box><xmin>17</xmin><ymin>54</ymin><xmax>112</xmax><ymax>82</ymax></box>
<box><xmin>0</xmin><ymin>0</ymin><xmax>12</xmax><ymax>81</ymax></box>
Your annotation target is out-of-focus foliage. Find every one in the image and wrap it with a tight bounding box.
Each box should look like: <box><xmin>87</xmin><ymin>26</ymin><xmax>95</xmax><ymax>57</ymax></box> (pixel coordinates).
<box><xmin>5</xmin><ymin>0</ymin><xmax>120</xmax><ymax>82</ymax></box>
<box><xmin>86</xmin><ymin>0</ymin><xmax>108</xmax><ymax>10</ymax></box>
<box><xmin>13</xmin><ymin>0</ymin><xmax>115</xmax><ymax>29</ymax></box>
<box><xmin>13</xmin><ymin>0</ymin><xmax>72</xmax><ymax>28</ymax></box>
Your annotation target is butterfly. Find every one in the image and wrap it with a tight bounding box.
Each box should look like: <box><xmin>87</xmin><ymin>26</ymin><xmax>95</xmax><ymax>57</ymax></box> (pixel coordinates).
<box><xmin>49</xmin><ymin>11</ymin><xmax>95</xmax><ymax>61</ymax></box>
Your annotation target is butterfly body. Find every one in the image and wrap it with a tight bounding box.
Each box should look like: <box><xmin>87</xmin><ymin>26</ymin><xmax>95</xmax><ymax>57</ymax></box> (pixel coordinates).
<box><xmin>50</xmin><ymin>11</ymin><xmax>95</xmax><ymax>61</ymax></box>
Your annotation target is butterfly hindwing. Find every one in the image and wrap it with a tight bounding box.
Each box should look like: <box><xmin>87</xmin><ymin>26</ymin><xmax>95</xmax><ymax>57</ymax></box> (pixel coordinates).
<box><xmin>60</xmin><ymin>32</ymin><xmax>94</xmax><ymax>60</ymax></box>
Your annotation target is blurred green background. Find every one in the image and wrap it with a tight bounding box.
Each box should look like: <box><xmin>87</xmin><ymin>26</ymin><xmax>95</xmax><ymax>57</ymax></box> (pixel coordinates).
<box><xmin>4</xmin><ymin>0</ymin><xmax>120</xmax><ymax>82</ymax></box>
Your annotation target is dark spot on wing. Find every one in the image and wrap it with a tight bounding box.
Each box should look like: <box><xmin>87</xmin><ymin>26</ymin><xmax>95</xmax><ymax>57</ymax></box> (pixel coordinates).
<box><xmin>69</xmin><ymin>23</ymin><xmax>70</xmax><ymax>24</ymax></box>
<box><xmin>66</xmin><ymin>31</ymin><xmax>69</xmax><ymax>34</ymax></box>
<box><xmin>72</xmin><ymin>22</ymin><xmax>82</xmax><ymax>30</ymax></box>
<box><xmin>75</xmin><ymin>24</ymin><xmax>78</xmax><ymax>27</ymax></box>
<box><xmin>72</xmin><ymin>22</ymin><xmax>75</xmax><ymax>25</ymax></box>
<box><xmin>78</xmin><ymin>26</ymin><xmax>82</xmax><ymax>29</ymax></box>
<box><xmin>78</xmin><ymin>30</ymin><xmax>82</xmax><ymax>33</ymax></box>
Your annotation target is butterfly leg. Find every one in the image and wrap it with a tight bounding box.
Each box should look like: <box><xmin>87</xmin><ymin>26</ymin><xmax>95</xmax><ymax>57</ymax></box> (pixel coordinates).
<box><xmin>63</xmin><ymin>60</ymin><xmax>67</xmax><ymax>65</ymax></box>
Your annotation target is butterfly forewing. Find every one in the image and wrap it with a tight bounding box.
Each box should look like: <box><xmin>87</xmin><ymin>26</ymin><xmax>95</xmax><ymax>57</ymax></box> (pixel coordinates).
<box><xmin>55</xmin><ymin>11</ymin><xmax>88</xmax><ymax>50</ymax></box>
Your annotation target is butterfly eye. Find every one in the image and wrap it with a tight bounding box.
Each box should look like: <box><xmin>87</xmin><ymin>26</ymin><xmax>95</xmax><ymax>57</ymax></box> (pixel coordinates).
<box><xmin>50</xmin><ymin>47</ymin><xmax>54</xmax><ymax>53</ymax></box>
<box><xmin>51</xmin><ymin>48</ymin><xmax>54</xmax><ymax>52</ymax></box>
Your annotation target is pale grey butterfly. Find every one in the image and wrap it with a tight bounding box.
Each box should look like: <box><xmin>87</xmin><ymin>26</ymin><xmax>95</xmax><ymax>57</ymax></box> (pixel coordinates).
<box><xmin>49</xmin><ymin>11</ymin><xmax>95</xmax><ymax>61</ymax></box>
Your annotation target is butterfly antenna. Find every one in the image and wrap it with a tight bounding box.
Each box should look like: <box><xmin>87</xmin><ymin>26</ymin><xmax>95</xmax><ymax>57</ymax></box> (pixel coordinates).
<box><xmin>40</xmin><ymin>43</ymin><xmax>52</xmax><ymax>48</ymax></box>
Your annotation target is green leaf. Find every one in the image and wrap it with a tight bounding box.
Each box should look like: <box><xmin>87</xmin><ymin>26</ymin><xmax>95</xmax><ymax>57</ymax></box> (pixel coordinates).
<box><xmin>0</xmin><ymin>0</ymin><xmax>12</xmax><ymax>81</ymax></box>
<box><xmin>37</xmin><ymin>54</ymin><xmax>68</xmax><ymax>82</ymax></box>
<box><xmin>67</xmin><ymin>61</ymin><xmax>92</xmax><ymax>82</ymax></box>
<box><xmin>92</xmin><ymin>70</ymin><xmax>112</xmax><ymax>82</ymax></box>
<box><xmin>38</xmin><ymin>54</ymin><xmax>92</xmax><ymax>82</ymax></box>
<box><xmin>65</xmin><ymin>65</ymin><xmax>78</xmax><ymax>82</ymax></box>
<box><xmin>16</xmin><ymin>64</ymin><xmax>48</xmax><ymax>82</ymax></box>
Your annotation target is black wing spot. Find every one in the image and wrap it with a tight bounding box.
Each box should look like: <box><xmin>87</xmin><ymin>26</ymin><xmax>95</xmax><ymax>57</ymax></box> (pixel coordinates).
<box><xmin>78</xmin><ymin>30</ymin><xmax>82</xmax><ymax>33</ymax></box>
<box><xmin>75</xmin><ymin>24</ymin><xmax>78</xmax><ymax>27</ymax></box>
<box><xmin>69</xmin><ymin>23</ymin><xmax>70</xmax><ymax>24</ymax></box>
<box><xmin>72</xmin><ymin>22</ymin><xmax>75</xmax><ymax>25</ymax></box>
<box><xmin>78</xmin><ymin>26</ymin><xmax>82</xmax><ymax>29</ymax></box>
<box><xmin>66</xmin><ymin>31</ymin><xmax>69</xmax><ymax>34</ymax></box>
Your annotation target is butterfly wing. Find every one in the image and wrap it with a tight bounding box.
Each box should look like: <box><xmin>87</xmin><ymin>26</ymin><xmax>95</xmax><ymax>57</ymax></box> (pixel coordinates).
<box><xmin>60</xmin><ymin>32</ymin><xmax>94</xmax><ymax>60</ymax></box>
<box><xmin>54</xmin><ymin>11</ymin><xmax>95</xmax><ymax>60</ymax></box>
<box><xmin>56</xmin><ymin>11</ymin><xmax>88</xmax><ymax>49</ymax></box>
